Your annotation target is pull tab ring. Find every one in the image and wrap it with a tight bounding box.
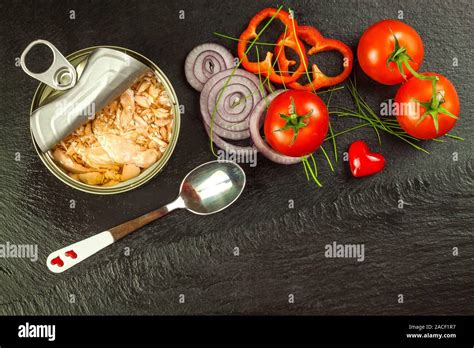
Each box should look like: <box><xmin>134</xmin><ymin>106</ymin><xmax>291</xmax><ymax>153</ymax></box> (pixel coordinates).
<box><xmin>20</xmin><ymin>40</ymin><xmax>77</xmax><ymax>91</ymax></box>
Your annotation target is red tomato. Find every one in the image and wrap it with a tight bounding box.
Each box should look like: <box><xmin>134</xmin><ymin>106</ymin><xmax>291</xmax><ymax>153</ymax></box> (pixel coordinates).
<box><xmin>358</xmin><ymin>19</ymin><xmax>424</xmax><ymax>85</ymax></box>
<box><xmin>264</xmin><ymin>90</ymin><xmax>329</xmax><ymax>157</ymax></box>
<box><xmin>395</xmin><ymin>73</ymin><xmax>460</xmax><ymax>139</ymax></box>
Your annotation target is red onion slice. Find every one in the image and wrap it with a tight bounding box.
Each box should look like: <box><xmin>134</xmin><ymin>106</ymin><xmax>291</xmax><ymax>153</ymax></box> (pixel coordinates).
<box><xmin>200</xmin><ymin>68</ymin><xmax>265</xmax><ymax>140</ymax></box>
<box><xmin>264</xmin><ymin>82</ymin><xmax>276</xmax><ymax>94</ymax></box>
<box><xmin>185</xmin><ymin>43</ymin><xmax>235</xmax><ymax>91</ymax></box>
<box><xmin>249</xmin><ymin>90</ymin><xmax>303</xmax><ymax>165</ymax></box>
<box><xmin>203</xmin><ymin>125</ymin><xmax>257</xmax><ymax>158</ymax></box>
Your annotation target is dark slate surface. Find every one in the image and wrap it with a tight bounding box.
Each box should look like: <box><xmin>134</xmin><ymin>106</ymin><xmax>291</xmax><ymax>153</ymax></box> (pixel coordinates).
<box><xmin>0</xmin><ymin>0</ymin><xmax>473</xmax><ymax>315</ymax></box>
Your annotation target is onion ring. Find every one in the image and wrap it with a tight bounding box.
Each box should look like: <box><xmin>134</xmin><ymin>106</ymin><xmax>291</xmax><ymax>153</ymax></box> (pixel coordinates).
<box><xmin>249</xmin><ymin>90</ymin><xmax>303</xmax><ymax>165</ymax></box>
<box><xmin>200</xmin><ymin>68</ymin><xmax>265</xmax><ymax>140</ymax></box>
<box><xmin>185</xmin><ymin>43</ymin><xmax>235</xmax><ymax>91</ymax></box>
<box><xmin>203</xmin><ymin>124</ymin><xmax>257</xmax><ymax>158</ymax></box>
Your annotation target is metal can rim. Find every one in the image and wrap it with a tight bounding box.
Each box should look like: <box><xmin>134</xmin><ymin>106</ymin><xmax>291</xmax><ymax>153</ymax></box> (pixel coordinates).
<box><xmin>29</xmin><ymin>45</ymin><xmax>181</xmax><ymax>195</ymax></box>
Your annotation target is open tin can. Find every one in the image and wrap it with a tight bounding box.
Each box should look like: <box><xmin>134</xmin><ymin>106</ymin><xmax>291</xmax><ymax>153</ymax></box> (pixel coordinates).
<box><xmin>24</xmin><ymin>42</ymin><xmax>180</xmax><ymax>194</ymax></box>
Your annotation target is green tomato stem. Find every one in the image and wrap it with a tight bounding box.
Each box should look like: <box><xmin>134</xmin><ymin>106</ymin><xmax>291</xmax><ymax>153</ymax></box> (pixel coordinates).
<box><xmin>400</xmin><ymin>58</ymin><xmax>440</xmax><ymax>110</ymax></box>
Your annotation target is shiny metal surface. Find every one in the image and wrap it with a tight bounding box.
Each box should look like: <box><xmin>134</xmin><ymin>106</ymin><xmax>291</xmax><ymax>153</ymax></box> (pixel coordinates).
<box><xmin>29</xmin><ymin>45</ymin><xmax>181</xmax><ymax>194</ymax></box>
<box><xmin>21</xmin><ymin>40</ymin><xmax>77</xmax><ymax>91</ymax></box>
<box><xmin>179</xmin><ymin>160</ymin><xmax>246</xmax><ymax>215</ymax></box>
<box><xmin>25</xmin><ymin>41</ymin><xmax>150</xmax><ymax>152</ymax></box>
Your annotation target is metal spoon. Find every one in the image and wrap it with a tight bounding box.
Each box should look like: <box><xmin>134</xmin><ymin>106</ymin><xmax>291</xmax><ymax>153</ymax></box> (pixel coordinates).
<box><xmin>46</xmin><ymin>160</ymin><xmax>246</xmax><ymax>273</ymax></box>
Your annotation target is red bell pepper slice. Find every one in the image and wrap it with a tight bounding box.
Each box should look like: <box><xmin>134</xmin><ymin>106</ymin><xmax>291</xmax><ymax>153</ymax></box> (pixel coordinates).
<box><xmin>275</xmin><ymin>25</ymin><xmax>353</xmax><ymax>90</ymax></box>
<box><xmin>237</xmin><ymin>8</ymin><xmax>308</xmax><ymax>85</ymax></box>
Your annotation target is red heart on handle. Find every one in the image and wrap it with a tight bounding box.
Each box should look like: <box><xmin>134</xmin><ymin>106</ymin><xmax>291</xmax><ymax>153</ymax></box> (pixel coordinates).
<box><xmin>348</xmin><ymin>140</ymin><xmax>385</xmax><ymax>177</ymax></box>
<box><xmin>65</xmin><ymin>250</ymin><xmax>77</xmax><ymax>259</ymax></box>
<box><xmin>50</xmin><ymin>256</ymin><xmax>64</xmax><ymax>267</ymax></box>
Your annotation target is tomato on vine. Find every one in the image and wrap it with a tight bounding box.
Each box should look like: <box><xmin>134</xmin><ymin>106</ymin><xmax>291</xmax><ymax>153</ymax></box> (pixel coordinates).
<box><xmin>357</xmin><ymin>19</ymin><xmax>424</xmax><ymax>85</ymax></box>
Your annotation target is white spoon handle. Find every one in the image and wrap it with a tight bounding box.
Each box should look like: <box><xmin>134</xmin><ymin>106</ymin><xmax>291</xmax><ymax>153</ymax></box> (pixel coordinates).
<box><xmin>47</xmin><ymin>197</ymin><xmax>184</xmax><ymax>273</ymax></box>
<box><xmin>46</xmin><ymin>231</ymin><xmax>114</xmax><ymax>273</ymax></box>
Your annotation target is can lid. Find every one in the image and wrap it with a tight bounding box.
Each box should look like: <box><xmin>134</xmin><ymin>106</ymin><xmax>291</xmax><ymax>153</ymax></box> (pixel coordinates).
<box><xmin>22</xmin><ymin>40</ymin><xmax>150</xmax><ymax>152</ymax></box>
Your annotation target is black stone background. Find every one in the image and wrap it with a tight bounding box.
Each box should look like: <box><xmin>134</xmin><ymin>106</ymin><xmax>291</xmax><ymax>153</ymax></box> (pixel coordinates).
<box><xmin>0</xmin><ymin>0</ymin><xmax>472</xmax><ymax>315</ymax></box>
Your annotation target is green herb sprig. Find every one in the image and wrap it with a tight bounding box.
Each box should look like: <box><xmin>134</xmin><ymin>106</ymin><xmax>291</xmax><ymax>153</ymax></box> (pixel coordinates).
<box><xmin>329</xmin><ymin>78</ymin><xmax>464</xmax><ymax>155</ymax></box>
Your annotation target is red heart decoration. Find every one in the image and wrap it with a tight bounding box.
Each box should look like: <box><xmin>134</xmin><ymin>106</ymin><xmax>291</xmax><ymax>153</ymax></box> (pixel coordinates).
<box><xmin>65</xmin><ymin>250</ymin><xmax>77</xmax><ymax>259</ymax></box>
<box><xmin>348</xmin><ymin>140</ymin><xmax>385</xmax><ymax>177</ymax></box>
<box><xmin>50</xmin><ymin>256</ymin><xmax>64</xmax><ymax>267</ymax></box>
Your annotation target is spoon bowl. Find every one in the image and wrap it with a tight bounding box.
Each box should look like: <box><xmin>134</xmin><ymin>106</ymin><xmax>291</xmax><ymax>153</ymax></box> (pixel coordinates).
<box><xmin>180</xmin><ymin>160</ymin><xmax>246</xmax><ymax>215</ymax></box>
